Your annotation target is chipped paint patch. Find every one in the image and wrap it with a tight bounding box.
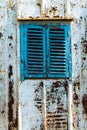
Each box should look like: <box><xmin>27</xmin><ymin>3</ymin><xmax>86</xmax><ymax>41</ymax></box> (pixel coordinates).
<box><xmin>8</xmin><ymin>0</ymin><xmax>14</xmax><ymax>9</ymax></box>
<box><xmin>34</xmin><ymin>81</ymin><xmax>43</xmax><ymax>113</ymax></box>
<box><xmin>8</xmin><ymin>35</ymin><xmax>13</xmax><ymax>40</ymax></box>
<box><xmin>82</xmin><ymin>40</ymin><xmax>87</xmax><ymax>54</ymax></box>
<box><xmin>0</xmin><ymin>32</ymin><xmax>3</xmax><ymax>39</ymax></box>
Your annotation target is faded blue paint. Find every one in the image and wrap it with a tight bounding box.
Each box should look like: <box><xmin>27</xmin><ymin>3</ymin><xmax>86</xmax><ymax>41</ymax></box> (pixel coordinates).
<box><xmin>65</xmin><ymin>25</ymin><xmax>72</xmax><ymax>78</ymax></box>
<box><xmin>20</xmin><ymin>25</ymin><xmax>25</xmax><ymax>81</ymax></box>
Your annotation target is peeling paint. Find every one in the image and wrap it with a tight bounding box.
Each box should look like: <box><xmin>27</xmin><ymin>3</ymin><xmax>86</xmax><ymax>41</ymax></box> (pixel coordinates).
<box><xmin>8</xmin><ymin>35</ymin><xmax>13</xmax><ymax>40</ymax></box>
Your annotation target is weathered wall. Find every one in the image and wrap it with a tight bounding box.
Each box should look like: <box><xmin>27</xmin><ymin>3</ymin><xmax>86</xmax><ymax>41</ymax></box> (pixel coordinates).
<box><xmin>0</xmin><ymin>0</ymin><xmax>18</xmax><ymax>130</ymax></box>
<box><xmin>0</xmin><ymin>0</ymin><xmax>87</xmax><ymax>130</ymax></box>
<box><xmin>18</xmin><ymin>0</ymin><xmax>87</xmax><ymax>130</ymax></box>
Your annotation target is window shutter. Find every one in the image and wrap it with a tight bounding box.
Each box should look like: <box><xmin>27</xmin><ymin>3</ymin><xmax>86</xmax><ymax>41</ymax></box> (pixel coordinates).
<box><xmin>21</xmin><ymin>25</ymin><xmax>46</xmax><ymax>79</ymax></box>
<box><xmin>20</xmin><ymin>23</ymin><xmax>71</xmax><ymax>80</ymax></box>
<box><xmin>47</xmin><ymin>25</ymin><xmax>70</xmax><ymax>78</ymax></box>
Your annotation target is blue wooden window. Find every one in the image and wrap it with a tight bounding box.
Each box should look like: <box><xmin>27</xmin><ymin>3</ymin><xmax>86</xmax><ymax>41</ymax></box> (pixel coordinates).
<box><xmin>20</xmin><ymin>23</ymin><xmax>71</xmax><ymax>80</ymax></box>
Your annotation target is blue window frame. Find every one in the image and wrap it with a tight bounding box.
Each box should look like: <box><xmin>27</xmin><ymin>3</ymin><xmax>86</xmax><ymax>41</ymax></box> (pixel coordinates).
<box><xmin>20</xmin><ymin>23</ymin><xmax>71</xmax><ymax>80</ymax></box>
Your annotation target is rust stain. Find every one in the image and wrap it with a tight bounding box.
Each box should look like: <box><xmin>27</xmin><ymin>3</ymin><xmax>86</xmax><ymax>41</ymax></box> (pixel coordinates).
<box><xmin>8</xmin><ymin>80</ymin><xmax>14</xmax><ymax>130</ymax></box>
<box><xmin>46</xmin><ymin>81</ymin><xmax>68</xmax><ymax>130</ymax></box>
<box><xmin>0</xmin><ymin>32</ymin><xmax>3</xmax><ymax>38</ymax></box>
<box><xmin>73</xmin><ymin>93</ymin><xmax>79</xmax><ymax>100</ymax></box>
<box><xmin>49</xmin><ymin>6</ymin><xmax>57</xmax><ymax>15</ymax></box>
<box><xmin>73</xmin><ymin>92</ymin><xmax>79</xmax><ymax>106</ymax></box>
<box><xmin>63</xmin><ymin>80</ymin><xmax>68</xmax><ymax>95</ymax></box>
<box><xmin>82</xmin><ymin>40</ymin><xmax>87</xmax><ymax>54</ymax></box>
<box><xmin>9</xmin><ymin>119</ymin><xmax>18</xmax><ymax>130</ymax></box>
<box><xmin>40</xmin><ymin>124</ymin><xmax>44</xmax><ymax>130</ymax></box>
<box><xmin>37</xmin><ymin>0</ymin><xmax>41</xmax><ymax>7</ymax></box>
<box><xmin>34</xmin><ymin>81</ymin><xmax>43</xmax><ymax>113</ymax></box>
<box><xmin>73</xmin><ymin>76</ymin><xmax>80</xmax><ymax>106</ymax></box>
<box><xmin>73</xmin><ymin>76</ymin><xmax>80</xmax><ymax>90</ymax></box>
<box><xmin>72</xmin><ymin>76</ymin><xmax>81</xmax><ymax>128</ymax></box>
<box><xmin>82</xmin><ymin>94</ymin><xmax>87</xmax><ymax>114</ymax></box>
<box><xmin>82</xmin><ymin>57</ymin><xmax>86</xmax><ymax>60</ymax></box>
<box><xmin>8</xmin><ymin>65</ymin><xmax>13</xmax><ymax>79</ymax></box>
<box><xmin>8</xmin><ymin>65</ymin><xmax>18</xmax><ymax>130</ymax></box>
<box><xmin>50</xmin><ymin>81</ymin><xmax>61</xmax><ymax>92</ymax></box>
<box><xmin>34</xmin><ymin>80</ymin><xmax>68</xmax><ymax>129</ymax></box>
<box><xmin>46</xmin><ymin>112</ymin><xmax>68</xmax><ymax>129</ymax></box>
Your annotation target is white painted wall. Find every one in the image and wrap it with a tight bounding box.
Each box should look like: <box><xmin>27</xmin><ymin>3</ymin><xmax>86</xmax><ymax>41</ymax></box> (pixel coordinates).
<box><xmin>0</xmin><ymin>0</ymin><xmax>87</xmax><ymax>130</ymax></box>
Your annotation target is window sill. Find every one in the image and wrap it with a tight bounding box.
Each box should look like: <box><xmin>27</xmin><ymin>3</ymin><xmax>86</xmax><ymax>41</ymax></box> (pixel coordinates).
<box><xmin>17</xmin><ymin>17</ymin><xmax>73</xmax><ymax>22</ymax></box>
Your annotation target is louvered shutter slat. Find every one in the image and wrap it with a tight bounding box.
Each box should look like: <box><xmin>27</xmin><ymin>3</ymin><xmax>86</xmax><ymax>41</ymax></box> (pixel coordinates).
<box><xmin>24</xmin><ymin>25</ymin><xmax>46</xmax><ymax>78</ymax></box>
<box><xmin>48</xmin><ymin>26</ymin><xmax>68</xmax><ymax>78</ymax></box>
